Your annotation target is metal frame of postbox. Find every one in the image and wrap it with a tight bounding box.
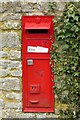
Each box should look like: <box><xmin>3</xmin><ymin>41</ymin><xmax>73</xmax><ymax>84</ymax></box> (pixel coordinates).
<box><xmin>22</xmin><ymin>16</ymin><xmax>54</xmax><ymax>112</ymax></box>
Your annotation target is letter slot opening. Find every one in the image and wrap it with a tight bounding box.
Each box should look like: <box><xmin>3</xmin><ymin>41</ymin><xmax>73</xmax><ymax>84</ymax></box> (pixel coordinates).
<box><xmin>27</xmin><ymin>29</ymin><xmax>48</xmax><ymax>34</ymax></box>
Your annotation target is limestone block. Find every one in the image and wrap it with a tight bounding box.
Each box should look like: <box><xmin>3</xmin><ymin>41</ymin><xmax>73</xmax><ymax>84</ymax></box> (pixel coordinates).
<box><xmin>21</xmin><ymin>2</ymin><xmax>34</xmax><ymax>13</ymax></box>
<box><xmin>36</xmin><ymin>113</ymin><xmax>47</xmax><ymax>118</ymax></box>
<box><xmin>0</xmin><ymin>69</ymin><xmax>9</xmax><ymax>77</ymax></box>
<box><xmin>0</xmin><ymin>60</ymin><xmax>21</xmax><ymax>69</ymax></box>
<box><xmin>10</xmin><ymin>69</ymin><xmax>22</xmax><ymax>77</ymax></box>
<box><xmin>56</xmin><ymin>2</ymin><xmax>65</xmax><ymax>11</ymax></box>
<box><xmin>46</xmin><ymin>113</ymin><xmax>59</xmax><ymax>118</ymax></box>
<box><xmin>3</xmin><ymin>109</ymin><xmax>16</xmax><ymax>118</ymax></box>
<box><xmin>6</xmin><ymin>93</ymin><xmax>22</xmax><ymax>100</ymax></box>
<box><xmin>0</xmin><ymin>99</ymin><xmax>4</xmax><ymax>108</ymax></box>
<box><xmin>9</xmin><ymin>50</ymin><xmax>21</xmax><ymax>59</ymax></box>
<box><xmin>0</xmin><ymin>78</ymin><xmax>20</xmax><ymax>91</ymax></box>
<box><xmin>0</xmin><ymin>32</ymin><xmax>20</xmax><ymax>48</ymax></box>
<box><xmin>16</xmin><ymin>112</ymin><xmax>36</xmax><ymax>118</ymax></box>
<box><xmin>0</xmin><ymin>51</ymin><xmax>8</xmax><ymax>58</ymax></box>
<box><xmin>0</xmin><ymin>13</ymin><xmax>22</xmax><ymax>22</ymax></box>
<box><xmin>1</xmin><ymin>21</ymin><xmax>21</xmax><ymax>30</ymax></box>
<box><xmin>0</xmin><ymin>60</ymin><xmax>10</xmax><ymax>69</ymax></box>
<box><xmin>5</xmin><ymin>102</ymin><xmax>22</xmax><ymax>109</ymax></box>
<box><xmin>9</xmin><ymin>61</ymin><xmax>21</xmax><ymax>69</ymax></box>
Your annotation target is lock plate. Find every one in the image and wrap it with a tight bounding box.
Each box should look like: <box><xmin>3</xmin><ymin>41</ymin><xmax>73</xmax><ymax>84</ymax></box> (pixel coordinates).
<box><xmin>30</xmin><ymin>84</ymin><xmax>40</xmax><ymax>94</ymax></box>
<box><xmin>27</xmin><ymin>59</ymin><xmax>33</xmax><ymax>65</ymax></box>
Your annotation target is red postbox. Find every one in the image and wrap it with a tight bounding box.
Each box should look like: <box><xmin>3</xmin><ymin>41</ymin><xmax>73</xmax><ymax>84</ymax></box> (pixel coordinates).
<box><xmin>22</xmin><ymin>16</ymin><xmax>54</xmax><ymax>112</ymax></box>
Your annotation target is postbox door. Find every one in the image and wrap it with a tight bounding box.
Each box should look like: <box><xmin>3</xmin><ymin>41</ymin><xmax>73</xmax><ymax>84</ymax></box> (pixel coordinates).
<box><xmin>27</xmin><ymin>59</ymin><xmax>52</xmax><ymax>108</ymax></box>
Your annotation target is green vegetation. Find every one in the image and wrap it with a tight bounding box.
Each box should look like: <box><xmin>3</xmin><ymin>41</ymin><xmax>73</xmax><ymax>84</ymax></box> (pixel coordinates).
<box><xmin>50</xmin><ymin>2</ymin><xmax>80</xmax><ymax>119</ymax></box>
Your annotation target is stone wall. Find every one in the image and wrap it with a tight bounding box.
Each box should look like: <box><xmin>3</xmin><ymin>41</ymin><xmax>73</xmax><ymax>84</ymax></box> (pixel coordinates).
<box><xmin>0</xmin><ymin>1</ymin><xmax>65</xmax><ymax>119</ymax></box>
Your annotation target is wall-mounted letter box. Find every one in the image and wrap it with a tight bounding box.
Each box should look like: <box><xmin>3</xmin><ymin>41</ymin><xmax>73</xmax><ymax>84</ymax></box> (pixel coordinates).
<box><xmin>22</xmin><ymin>16</ymin><xmax>54</xmax><ymax>112</ymax></box>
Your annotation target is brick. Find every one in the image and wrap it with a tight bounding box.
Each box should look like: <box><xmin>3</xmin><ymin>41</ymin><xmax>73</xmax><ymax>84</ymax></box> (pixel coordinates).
<box><xmin>0</xmin><ymin>78</ymin><xmax>20</xmax><ymax>91</ymax></box>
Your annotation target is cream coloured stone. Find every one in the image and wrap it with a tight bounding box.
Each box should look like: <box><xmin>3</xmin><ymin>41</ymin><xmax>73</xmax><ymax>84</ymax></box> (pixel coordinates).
<box><xmin>1</xmin><ymin>21</ymin><xmax>21</xmax><ymax>30</ymax></box>
<box><xmin>6</xmin><ymin>93</ymin><xmax>22</xmax><ymax>100</ymax></box>
<box><xmin>16</xmin><ymin>112</ymin><xmax>36</xmax><ymax>118</ymax></box>
<box><xmin>0</xmin><ymin>60</ymin><xmax>11</xmax><ymax>69</ymax></box>
<box><xmin>0</xmin><ymin>51</ymin><xmax>8</xmax><ymax>58</ymax></box>
<box><xmin>5</xmin><ymin>102</ymin><xmax>22</xmax><ymax>109</ymax></box>
<box><xmin>0</xmin><ymin>69</ymin><xmax>9</xmax><ymax>77</ymax></box>
<box><xmin>0</xmin><ymin>78</ymin><xmax>20</xmax><ymax>91</ymax></box>
<box><xmin>0</xmin><ymin>32</ymin><xmax>20</xmax><ymax>48</ymax></box>
<box><xmin>0</xmin><ymin>99</ymin><xmax>4</xmax><ymax>108</ymax></box>
<box><xmin>10</xmin><ymin>70</ymin><xmax>22</xmax><ymax>77</ymax></box>
<box><xmin>9</xmin><ymin>61</ymin><xmax>21</xmax><ymax>69</ymax></box>
<box><xmin>0</xmin><ymin>60</ymin><xmax>21</xmax><ymax>69</ymax></box>
<box><xmin>9</xmin><ymin>50</ymin><xmax>21</xmax><ymax>59</ymax></box>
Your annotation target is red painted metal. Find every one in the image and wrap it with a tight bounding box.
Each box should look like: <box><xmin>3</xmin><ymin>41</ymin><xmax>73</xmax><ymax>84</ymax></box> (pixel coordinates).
<box><xmin>25</xmin><ymin>22</ymin><xmax>51</xmax><ymax>29</ymax></box>
<box><xmin>22</xmin><ymin>16</ymin><xmax>54</xmax><ymax>112</ymax></box>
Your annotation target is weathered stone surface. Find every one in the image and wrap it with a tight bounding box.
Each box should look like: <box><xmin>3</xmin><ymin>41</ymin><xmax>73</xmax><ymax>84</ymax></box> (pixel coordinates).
<box><xmin>1</xmin><ymin>2</ymin><xmax>21</xmax><ymax>13</ymax></box>
<box><xmin>46</xmin><ymin>113</ymin><xmax>59</xmax><ymax>118</ymax></box>
<box><xmin>5</xmin><ymin>102</ymin><xmax>22</xmax><ymax>109</ymax></box>
<box><xmin>16</xmin><ymin>112</ymin><xmax>59</xmax><ymax>118</ymax></box>
<box><xmin>36</xmin><ymin>113</ymin><xmax>47</xmax><ymax>118</ymax></box>
<box><xmin>0</xmin><ymin>13</ymin><xmax>22</xmax><ymax>21</ymax></box>
<box><xmin>0</xmin><ymin>69</ymin><xmax>9</xmax><ymax>77</ymax></box>
<box><xmin>0</xmin><ymin>32</ymin><xmax>20</xmax><ymax>48</ymax></box>
<box><xmin>1</xmin><ymin>21</ymin><xmax>21</xmax><ymax>30</ymax></box>
<box><xmin>28</xmin><ymin>11</ymin><xmax>44</xmax><ymax>15</ymax></box>
<box><xmin>10</xmin><ymin>69</ymin><xmax>22</xmax><ymax>77</ymax></box>
<box><xmin>0</xmin><ymin>2</ymin><xmax>7</xmax><ymax>13</ymax></box>
<box><xmin>6</xmin><ymin>93</ymin><xmax>22</xmax><ymax>100</ymax></box>
<box><xmin>3</xmin><ymin>109</ymin><xmax>16</xmax><ymax>118</ymax></box>
<box><xmin>0</xmin><ymin>60</ymin><xmax>21</xmax><ymax>69</ymax></box>
<box><xmin>9</xmin><ymin>50</ymin><xmax>21</xmax><ymax>59</ymax></box>
<box><xmin>16</xmin><ymin>112</ymin><xmax>36</xmax><ymax>118</ymax></box>
<box><xmin>0</xmin><ymin>51</ymin><xmax>8</xmax><ymax>58</ymax></box>
<box><xmin>56</xmin><ymin>2</ymin><xmax>65</xmax><ymax>11</ymax></box>
<box><xmin>9</xmin><ymin>61</ymin><xmax>21</xmax><ymax>69</ymax></box>
<box><xmin>21</xmin><ymin>2</ymin><xmax>34</xmax><ymax>13</ymax></box>
<box><xmin>0</xmin><ymin>108</ymin><xmax>3</xmax><ymax>119</ymax></box>
<box><xmin>37</xmin><ymin>2</ymin><xmax>49</xmax><ymax>14</ymax></box>
<box><xmin>0</xmin><ymin>60</ymin><xmax>10</xmax><ymax>69</ymax></box>
<box><xmin>0</xmin><ymin>78</ymin><xmax>20</xmax><ymax>91</ymax></box>
<box><xmin>0</xmin><ymin>99</ymin><xmax>4</xmax><ymax>108</ymax></box>
<box><xmin>0</xmin><ymin>0</ymin><xmax>61</xmax><ymax>3</ymax></box>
